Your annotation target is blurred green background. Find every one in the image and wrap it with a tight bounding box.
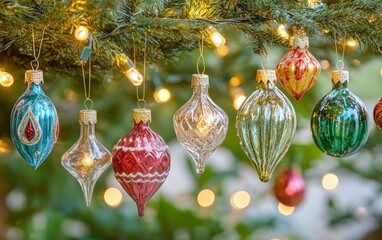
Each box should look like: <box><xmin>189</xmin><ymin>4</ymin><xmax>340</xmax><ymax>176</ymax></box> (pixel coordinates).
<box><xmin>0</xmin><ymin>27</ymin><xmax>382</xmax><ymax>240</ymax></box>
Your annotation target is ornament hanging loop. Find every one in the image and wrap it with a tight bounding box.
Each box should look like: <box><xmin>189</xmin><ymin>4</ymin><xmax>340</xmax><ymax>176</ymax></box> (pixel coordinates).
<box><xmin>83</xmin><ymin>98</ymin><xmax>93</xmax><ymax>110</ymax></box>
<box><xmin>137</xmin><ymin>99</ymin><xmax>146</xmax><ymax>109</ymax></box>
<box><xmin>136</xmin><ymin>33</ymin><xmax>147</xmax><ymax>106</ymax></box>
<box><xmin>334</xmin><ymin>34</ymin><xmax>346</xmax><ymax>70</ymax></box>
<box><xmin>30</xmin><ymin>25</ymin><xmax>47</xmax><ymax>71</ymax></box>
<box><xmin>197</xmin><ymin>36</ymin><xmax>206</xmax><ymax>74</ymax></box>
<box><xmin>261</xmin><ymin>54</ymin><xmax>271</xmax><ymax>70</ymax></box>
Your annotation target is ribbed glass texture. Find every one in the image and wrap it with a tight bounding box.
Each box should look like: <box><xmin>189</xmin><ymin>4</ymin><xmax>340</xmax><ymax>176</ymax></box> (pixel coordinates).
<box><xmin>236</xmin><ymin>79</ymin><xmax>296</xmax><ymax>182</ymax></box>
<box><xmin>10</xmin><ymin>82</ymin><xmax>59</xmax><ymax>169</ymax></box>
<box><xmin>311</xmin><ymin>81</ymin><xmax>368</xmax><ymax>157</ymax></box>
<box><xmin>173</xmin><ymin>75</ymin><xmax>228</xmax><ymax>174</ymax></box>
<box><xmin>61</xmin><ymin>115</ymin><xmax>111</xmax><ymax>206</ymax></box>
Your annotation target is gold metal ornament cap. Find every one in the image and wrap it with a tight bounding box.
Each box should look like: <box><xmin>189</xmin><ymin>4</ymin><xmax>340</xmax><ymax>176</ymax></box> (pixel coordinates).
<box><xmin>191</xmin><ymin>74</ymin><xmax>209</xmax><ymax>88</ymax></box>
<box><xmin>132</xmin><ymin>108</ymin><xmax>151</xmax><ymax>124</ymax></box>
<box><xmin>332</xmin><ymin>70</ymin><xmax>349</xmax><ymax>83</ymax></box>
<box><xmin>290</xmin><ymin>36</ymin><xmax>309</xmax><ymax>49</ymax></box>
<box><xmin>79</xmin><ymin>110</ymin><xmax>97</xmax><ymax>125</ymax></box>
<box><xmin>25</xmin><ymin>70</ymin><xmax>44</xmax><ymax>85</ymax></box>
<box><xmin>256</xmin><ymin>69</ymin><xmax>277</xmax><ymax>84</ymax></box>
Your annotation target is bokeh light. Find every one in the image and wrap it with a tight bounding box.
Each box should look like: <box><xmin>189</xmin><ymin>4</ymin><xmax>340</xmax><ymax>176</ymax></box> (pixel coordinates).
<box><xmin>278</xmin><ymin>202</ymin><xmax>295</xmax><ymax>216</ymax></box>
<box><xmin>154</xmin><ymin>88</ymin><xmax>171</xmax><ymax>103</ymax></box>
<box><xmin>104</xmin><ymin>188</ymin><xmax>123</xmax><ymax>207</ymax></box>
<box><xmin>322</xmin><ymin>173</ymin><xmax>339</xmax><ymax>190</ymax></box>
<box><xmin>197</xmin><ymin>189</ymin><xmax>215</xmax><ymax>207</ymax></box>
<box><xmin>230</xmin><ymin>191</ymin><xmax>251</xmax><ymax>210</ymax></box>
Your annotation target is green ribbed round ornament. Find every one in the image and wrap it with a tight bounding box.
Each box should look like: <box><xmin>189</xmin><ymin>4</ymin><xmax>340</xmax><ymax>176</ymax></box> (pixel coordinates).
<box><xmin>311</xmin><ymin>70</ymin><xmax>368</xmax><ymax>157</ymax></box>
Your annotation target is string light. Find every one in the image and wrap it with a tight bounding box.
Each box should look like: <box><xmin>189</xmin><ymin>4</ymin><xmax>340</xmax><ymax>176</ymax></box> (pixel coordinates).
<box><xmin>74</xmin><ymin>26</ymin><xmax>90</xmax><ymax>41</ymax></box>
<box><xmin>153</xmin><ymin>87</ymin><xmax>171</xmax><ymax>103</ymax></box>
<box><xmin>125</xmin><ymin>58</ymin><xmax>144</xmax><ymax>86</ymax></box>
<box><xmin>278</xmin><ymin>202</ymin><xmax>295</xmax><ymax>215</ymax></box>
<box><xmin>206</xmin><ymin>26</ymin><xmax>226</xmax><ymax>48</ymax></box>
<box><xmin>104</xmin><ymin>188</ymin><xmax>123</xmax><ymax>207</ymax></box>
<box><xmin>307</xmin><ymin>0</ymin><xmax>322</xmax><ymax>7</ymax></box>
<box><xmin>197</xmin><ymin>189</ymin><xmax>215</xmax><ymax>207</ymax></box>
<box><xmin>229</xmin><ymin>76</ymin><xmax>243</xmax><ymax>87</ymax></box>
<box><xmin>322</xmin><ymin>173</ymin><xmax>339</xmax><ymax>190</ymax></box>
<box><xmin>346</xmin><ymin>38</ymin><xmax>358</xmax><ymax>48</ymax></box>
<box><xmin>0</xmin><ymin>70</ymin><xmax>14</xmax><ymax>87</ymax></box>
<box><xmin>277</xmin><ymin>24</ymin><xmax>289</xmax><ymax>39</ymax></box>
<box><xmin>230</xmin><ymin>191</ymin><xmax>251</xmax><ymax>210</ymax></box>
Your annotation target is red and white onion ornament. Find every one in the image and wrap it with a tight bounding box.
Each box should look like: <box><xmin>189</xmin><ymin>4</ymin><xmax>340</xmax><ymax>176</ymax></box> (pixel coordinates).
<box><xmin>112</xmin><ymin>108</ymin><xmax>171</xmax><ymax>217</ymax></box>
<box><xmin>276</xmin><ymin>35</ymin><xmax>321</xmax><ymax>101</ymax></box>
<box><xmin>274</xmin><ymin>168</ymin><xmax>305</xmax><ymax>207</ymax></box>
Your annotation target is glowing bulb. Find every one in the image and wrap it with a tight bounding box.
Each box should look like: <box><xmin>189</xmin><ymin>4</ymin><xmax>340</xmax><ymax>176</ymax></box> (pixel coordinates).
<box><xmin>104</xmin><ymin>188</ymin><xmax>123</xmax><ymax>207</ymax></box>
<box><xmin>277</xmin><ymin>24</ymin><xmax>289</xmax><ymax>39</ymax></box>
<box><xmin>0</xmin><ymin>71</ymin><xmax>14</xmax><ymax>87</ymax></box>
<box><xmin>307</xmin><ymin>0</ymin><xmax>322</xmax><ymax>7</ymax></box>
<box><xmin>61</xmin><ymin>110</ymin><xmax>112</xmax><ymax>206</ymax></box>
<box><xmin>322</xmin><ymin>173</ymin><xmax>339</xmax><ymax>190</ymax></box>
<box><xmin>346</xmin><ymin>39</ymin><xmax>358</xmax><ymax>48</ymax></box>
<box><xmin>154</xmin><ymin>88</ymin><xmax>171</xmax><ymax>103</ymax></box>
<box><xmin>197</xmin><ymin>189</ymin><xmax>215</xmax><ymax>207</ymax></box>
<box><xmin>380</xmin><ymin>67</ymin><xmax>382</xmax><ymax>77</ymax></box>
<box><xmin>206</xmin><ymin>26</ymin><xmax>226</xmax><ymax>48</ymax></box>
<box><xmin>278</xmin><ymin>202</ymin><xmax>295</xmax><ymax>215</ymax></box>
<box><xmin>230</xmin><ymin>191</ymin><xmax>251</xmax><ymax>210</ymax></box>
<box><xmin>233</xmin><ymin>95</ymin><xmax>246</xmax><ymax>110</ymax></box>
<box><xmin>82</xmin><ymin>152</ymin><xmax>94</xmax><ymax>167</ymax></box>
<box><xmin>125</xmin><ymin>58</ymin><xmax>143</xmax><ymax>86</ymax></box>
<box><xmin>75</xmin><ymin>26</ymin><xmax>90</xmax><ymax>41</ymax></box>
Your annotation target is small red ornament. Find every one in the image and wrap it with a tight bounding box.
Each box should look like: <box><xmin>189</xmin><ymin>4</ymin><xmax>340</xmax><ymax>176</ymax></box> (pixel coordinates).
<box><xmin>112</xmin><ymin>108</ymin><xmax>171</xmax><ymax>217</ymax></box>
<box><xmin>274</xmin><ymin>168</ymin><xmax>305</xmax><ymax>207</ymax></box>
<box><xmin>276</xmin><ymin>35</ymin><xmax>321</xmax><ymax>101</ymax></box>
<box><xmin>373</xmin><ymin>97</ymin><xmax>382</xmax><ymax>130</ymax></box>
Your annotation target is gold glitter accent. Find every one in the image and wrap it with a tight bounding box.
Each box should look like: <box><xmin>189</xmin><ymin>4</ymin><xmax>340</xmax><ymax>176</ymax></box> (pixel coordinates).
<box><xmin>132</xmin><ymin>108</ymin><xmax>151</xmax><ymax>124</ymax></box>
<box><xmin>191</xmin><ymin>74</ymin><xmax>209</xmax><ymax>88</ymax></box>
<box><xmin>25</xmin><ymin>70</ymin><xmax>44</xmax><ymax>85</ymax></box>
<box><xmin>332</xmin><ymin>70</ymin><xmax>349</xmax><ymax>83</ymax></box>
<box><xmin>79</xmin><ymin>110</ymin><xmax>97</xmax><ymax>125</ymax></box>
<box><xmin>256</xmin><ymin>70</ymin><xmax>277</xmax><ymax>84</ymax></box>
<box><xmin>290</xmin><ymin>36</ymin><xmax>309</xmax><ymax>49</ymax></box>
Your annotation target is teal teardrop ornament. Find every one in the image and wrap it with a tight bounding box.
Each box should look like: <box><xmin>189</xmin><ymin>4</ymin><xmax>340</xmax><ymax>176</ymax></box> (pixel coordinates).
<box><xmin>236</xmin><ymin>70</ymin><xmax>297</xmax><ymax>182</ymax></box>
<box><xmin>311</xmin><ymin>70</ymin><xmax>368</xmax><ymax>157</ymax></box>
<box><xmin>10</xmin><ymin>70</ymin><xmax>59</xmax><ymax>169</ymax></box>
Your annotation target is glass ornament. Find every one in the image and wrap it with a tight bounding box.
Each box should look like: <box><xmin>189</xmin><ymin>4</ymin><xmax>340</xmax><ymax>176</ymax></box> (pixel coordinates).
<box><xmin>112</xmin><ymin>108</ymin><xmax>171</xmax><ymax>217</ymax></box>
<box><xmin>173</xmin><ymin>74</ymin><xmax>228</xmax><ymax>174</ymax></box>
<box><xmin>274</xmin><ymin>168</ymin><xmax>305</xmax><ymax>207</ymax></box>
<box><xmin>311</xmin><ymin>70</ymin><xmax>368</xmax><ymax>157</ymax></box>
<box><xmin>61</xmin><ymin>110</ymin><xmax>112</xmax><ymax>206</ymax></box>
<box><xmin>236</xmin><ymin>70</ymin><xmax>296</xmax><ymax>182</ymax></box>
<box><xmin>276</xmin><ymin>35</ymin><xmax>321</xmax><ymax>101</ymax></box>
<box><xmin>373</xmin><ymin>97</ymin><xmax>382</xmax><ymax>130</ymax></box>
<box><xmin>10</xmin><ymin>70</ymin><xmax>59</xmax><ymax>169</ymax></box>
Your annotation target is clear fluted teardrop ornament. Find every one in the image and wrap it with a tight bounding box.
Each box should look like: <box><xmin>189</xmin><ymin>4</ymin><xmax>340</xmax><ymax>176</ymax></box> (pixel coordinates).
<box><xmin>10</xmin><ymin>70</ymin><xmax>59</xmax><ymax>169</ymax></box>
<box><xmin>173</xmin><ymin>74</ymin><xmax>228</xmax><ymax>174</ymax></box>
<box><xmin>311</xmin><ymin>70</ymin><xmax>368</xmax><ymax>157</ymax></box>
<box><xmin>61</xmin><ymin>110</ymin><xmax>112</xmax><ymax>206</ymax></box>
<box><xmin>236</xmin><ymin>70</ymin><xmax>296</xmax><ymax>182</ymax></box>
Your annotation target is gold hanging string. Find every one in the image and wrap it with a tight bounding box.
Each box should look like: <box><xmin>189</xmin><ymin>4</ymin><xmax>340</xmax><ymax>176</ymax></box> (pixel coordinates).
<box><xmin>30</xmin><ymin>25</ymin><xmax>47</xmax><ymax>71</ymax></box>
<box><xmin>334</xmin><ymin>33</ymin><xmax>346</xmax><ymax>70</ymax></box>
<box><xmin>260</xmin><ymin>52</ymin><xmax>271</xmax><ymax>70</ymax></box>
<box><xmin>82</xmin><ymin>53</ymin><xmax>93</xmax><ymax>109</ymax></box>
<box><xmin>136</xmin><ymin>33</ymin><xmax>147</xmax><ymax>109</ymax></box>
<box><xmin>196</xmin><ymin>36</ymin><xmax>206</xmax><ymax>74</ymax></box>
